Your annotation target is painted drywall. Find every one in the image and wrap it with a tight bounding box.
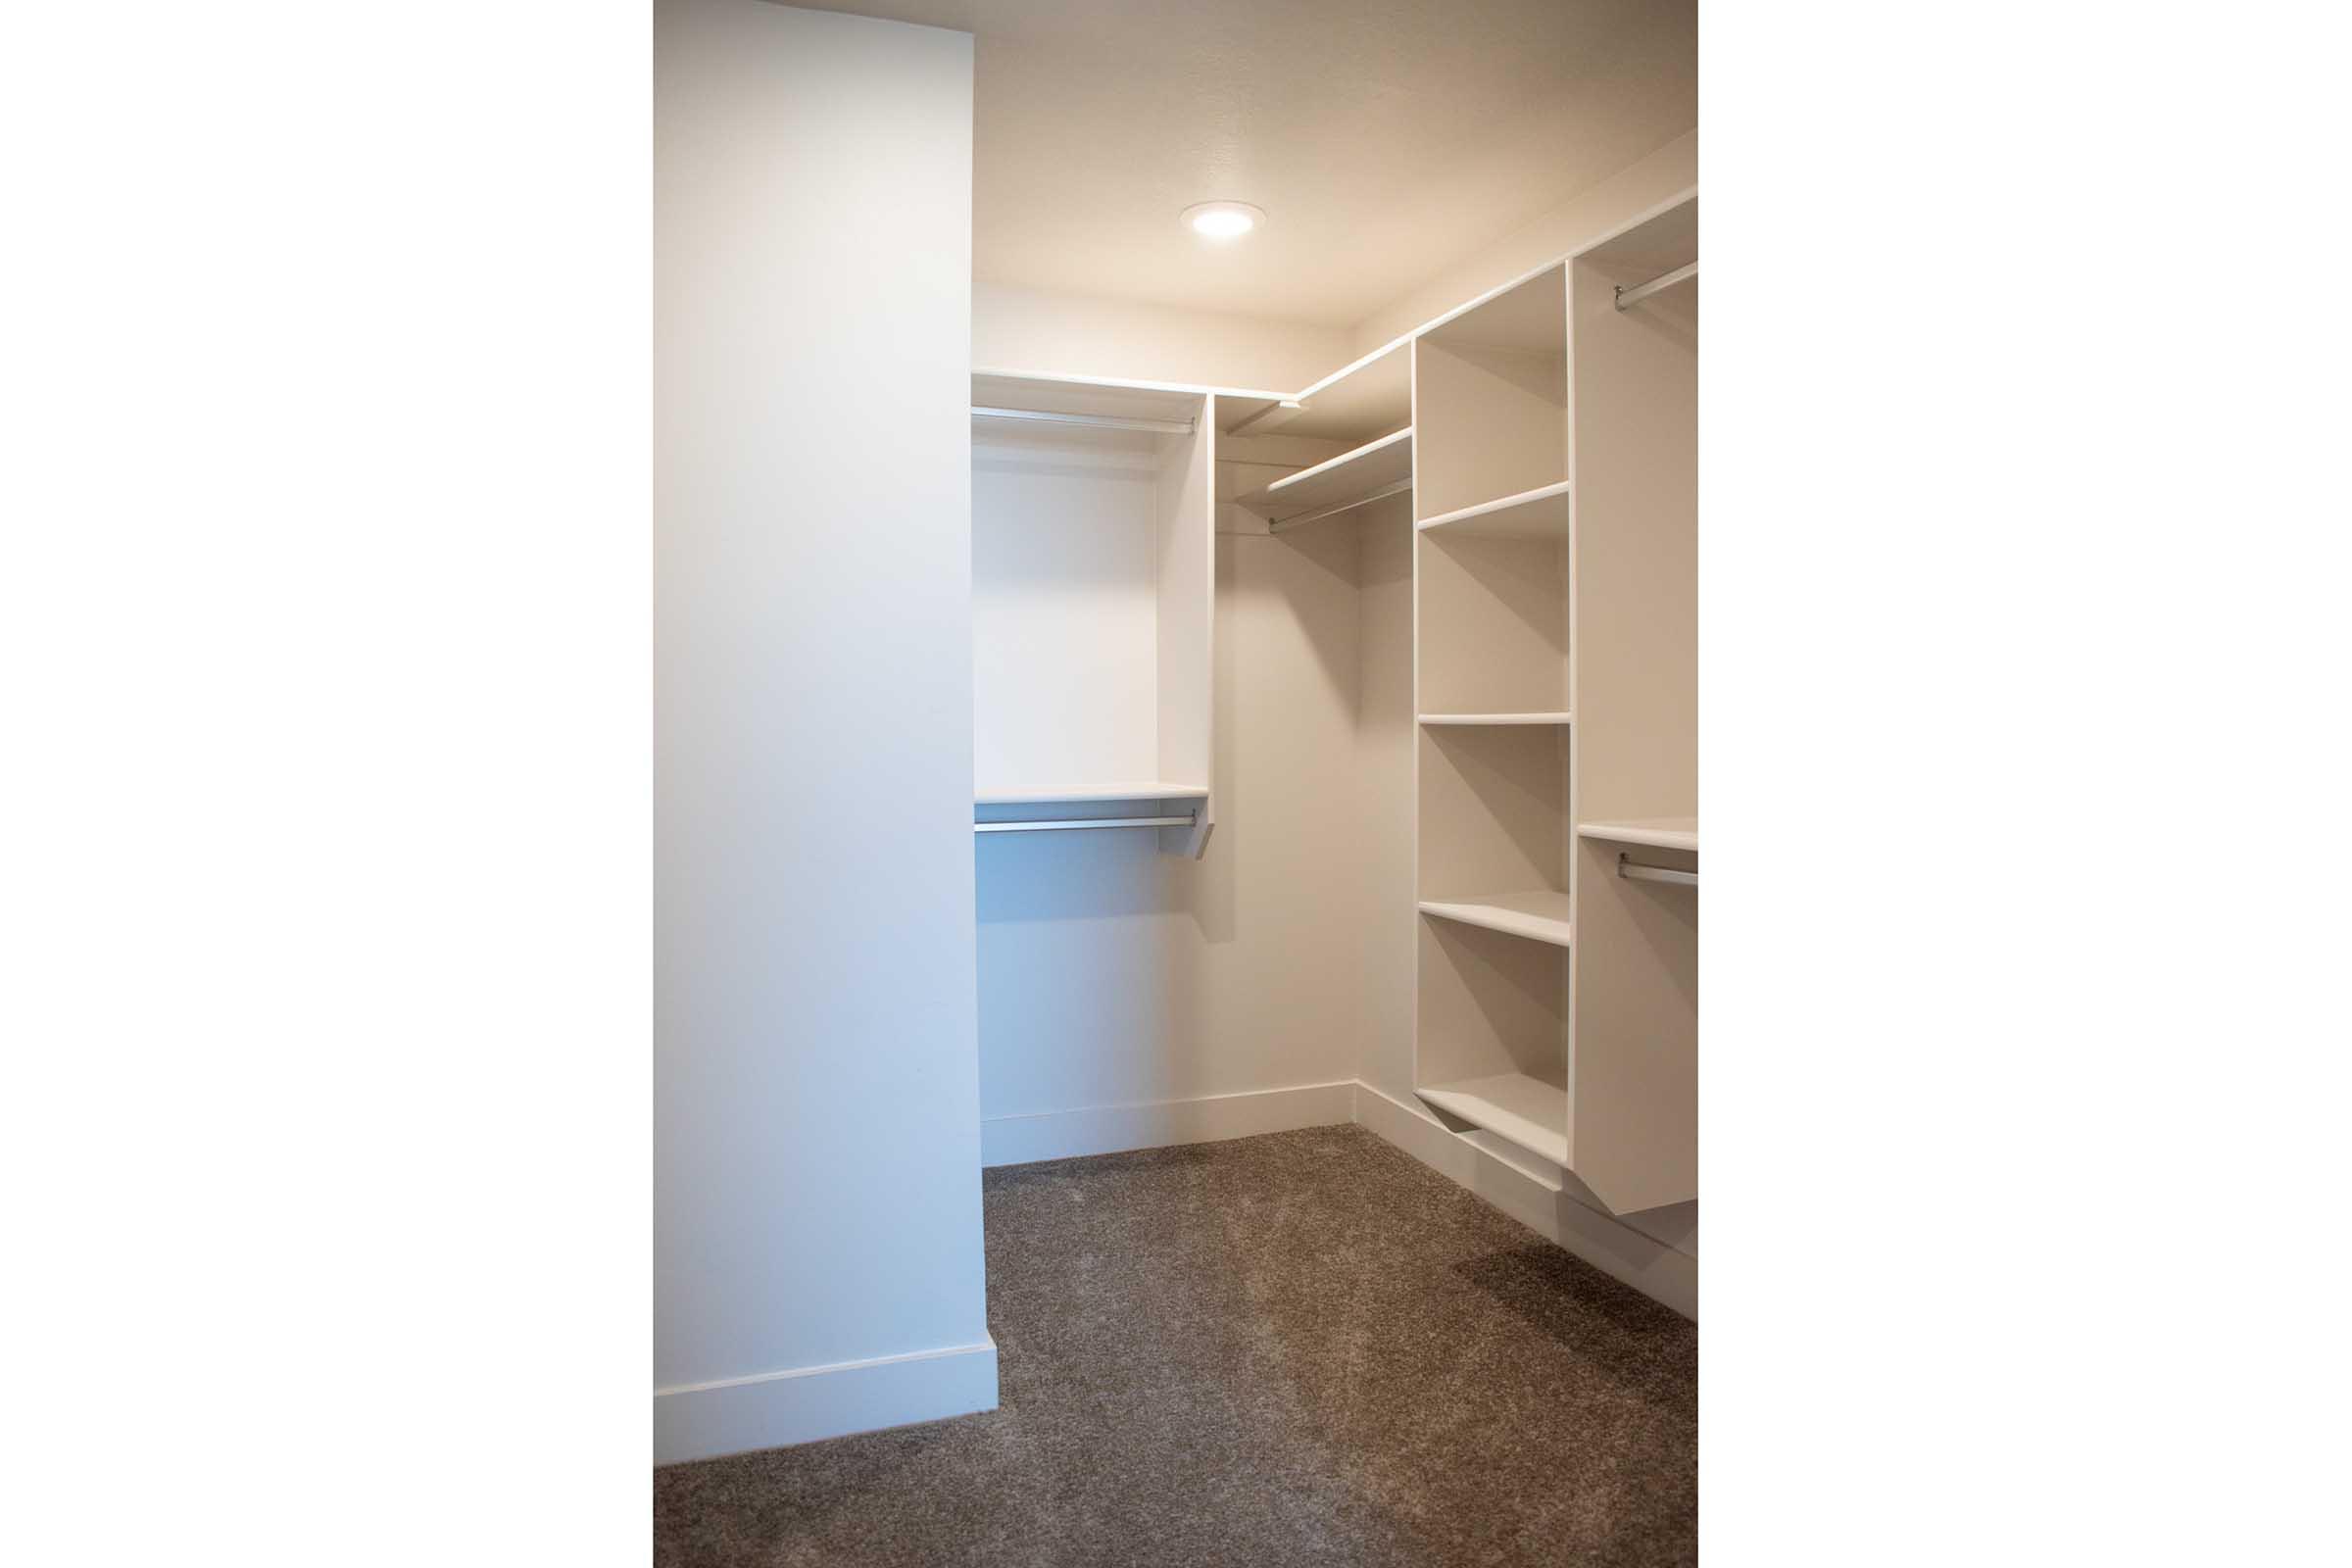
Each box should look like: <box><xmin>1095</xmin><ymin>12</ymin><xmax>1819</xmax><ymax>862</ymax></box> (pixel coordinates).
<box><xmin>974</xmin><ymin>282</ymin><xmax>1349</xmax><ymax>395</ymax></box>
<box><xmin>975</xmin><ymin>490</ymin><xmax>1387</xmax><ymax>1139</ymax></box>
<box><xmin>1348</xmin><ymin>130</ymin><xmax>1699</xmax><ymax>358</ymax></box>
<box><xmin>654</xmin><ymin>0</ymin><xmax>992</xmax><ymax>1462</ymax></box>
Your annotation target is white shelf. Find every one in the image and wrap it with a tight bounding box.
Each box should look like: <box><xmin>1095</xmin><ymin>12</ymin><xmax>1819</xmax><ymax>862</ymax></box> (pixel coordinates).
<box><xmin>1417</xmin><ymin>890</ymin><xmax>1574</xmax><ymax>949</ymax></box>
<box><xmin>1417</xmin><ymin>1071</ymin><xmax>1569</xmax><ymax>1167</ymax></box>
<box><xmin>1228</xmin><ymin>344</ymin><xmax>1411</xmax><ymax>444</ymax></box>
<box><xmin>1576</xmin><ymin>817</ymin><xmax>1696</xmax><ymax>853</ymax></box>
<box><xmin>1417</xmin><ymin>479</ymin><xmax>1573</xmax><ymax>538</ymax></box>
<box><xmin>1237</xmin><ymin>427</ymin><xmax>1413</xmax><ymax>524</ymax></box>
<box><xmin>977</xmin><ymin>782</ymin><xmax>1209</xmax><ymax>806</ymax></box>
<box><xmin>1419</xmin><ymin>711</ymin><xmax>1571</xmax><ymax>726</ymax></box>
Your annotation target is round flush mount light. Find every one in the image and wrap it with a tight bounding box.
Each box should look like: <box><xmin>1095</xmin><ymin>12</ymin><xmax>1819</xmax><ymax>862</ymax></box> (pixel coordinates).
<box><xmin>1181</xmin><ymin>201</ymin><xmax>1265</xmax><ymax>241</ymax></box>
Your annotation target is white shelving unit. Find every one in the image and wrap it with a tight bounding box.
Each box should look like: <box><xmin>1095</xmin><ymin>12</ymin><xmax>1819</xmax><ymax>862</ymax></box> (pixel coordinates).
<box><xmin>971</xmin><ymin>371</ymin><xmax>1218</xmax><ymax>857</ymax></box>
<box><xmin>1405</xmin><ymin>193</ymin><xmax>1697</xmax><ymax>1206</ymax></box>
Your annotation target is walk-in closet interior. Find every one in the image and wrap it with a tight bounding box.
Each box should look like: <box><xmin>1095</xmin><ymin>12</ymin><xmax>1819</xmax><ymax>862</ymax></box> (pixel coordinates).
<box><xmin>969</xmin><ymin>196</ymin><xmax>1697</xmax><ymax>1238</ymax></box>
<box><xmin>655</xmin><ymin>0</ymin><xmax>1700</xmax><ymax>1494</ymax></box>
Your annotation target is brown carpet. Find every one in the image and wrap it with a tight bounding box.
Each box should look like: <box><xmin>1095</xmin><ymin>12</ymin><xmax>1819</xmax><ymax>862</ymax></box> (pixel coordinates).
<box><xmin>654</xmin><ymin>1124</ymin><xmax>1697</xmax><ymax>1567</ymax></box>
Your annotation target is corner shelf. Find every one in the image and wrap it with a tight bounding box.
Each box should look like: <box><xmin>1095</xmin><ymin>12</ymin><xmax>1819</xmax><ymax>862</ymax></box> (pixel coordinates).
<box><xmin>1417</xmin><ymin>891</ymin><xmax>1574</xmax><ymax>949</ymax></box>
<box><xmin>1415</xmin><ymin>478</ymin><xmax>1573</xmax><ymax>538</ymax></box>
<box><xmin>1224</xmin><ymin>342</ymin><xmax>1411</xmax><ymax>445</ymax></box>
<box><xmin>1416</xmin><ymin>1072</ymin><xmax>1569</xmax><ymax>1167</ymax></box>
<box><xmin>1236</xmin><ymin>426</ymin><xmax>1413</xmax><ymax>529</ymax></box>
<box><xmin>1576</xmin><ymin>817</ymin><xmax>1696</xmax><ymax>853</ymax></box>
<box><xmin>1418</xmin><ymin>711</ymin><xmax>1570</xmax><ymax>726</ymax></box>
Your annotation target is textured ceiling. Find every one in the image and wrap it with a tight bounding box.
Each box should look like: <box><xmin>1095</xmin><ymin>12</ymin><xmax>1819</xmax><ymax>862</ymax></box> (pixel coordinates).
<box><xmin>802</xmin><ymin>0</ymin><xmax>1696</xmax><ymax>327</ymax></box>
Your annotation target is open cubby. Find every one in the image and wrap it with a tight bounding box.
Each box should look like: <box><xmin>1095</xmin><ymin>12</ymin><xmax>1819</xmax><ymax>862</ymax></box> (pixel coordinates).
<box><xmin>1418</xmin><ymin>721</ymin><xmax>1569</xmax><ymax>919</ymax></box>
<box><xmin>1415</xmin><ymin>915</ymin><xmax>1570</xmax><ymax>1166</ymax></box>
<box><xmin>971</xmin><ymin>373</ymin><xmax>1213</xmax><ymax>855</ymax></box>
<box><xmin>1417</xmin><ymin>529</ymin><xmax>1568</xmax><ymax>717</ymax></box>
<box><xmin>1413</xmin><ymin>267</ymin><xmax>1568</xmax><ymax>522</ymax></box>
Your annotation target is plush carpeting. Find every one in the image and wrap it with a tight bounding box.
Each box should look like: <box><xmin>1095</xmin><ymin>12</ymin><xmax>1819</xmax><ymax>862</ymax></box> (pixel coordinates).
<box><xmin>654</xmin><ymin>1124</ymin><xmax>1697</xmax><ymax>1567</ymax></box>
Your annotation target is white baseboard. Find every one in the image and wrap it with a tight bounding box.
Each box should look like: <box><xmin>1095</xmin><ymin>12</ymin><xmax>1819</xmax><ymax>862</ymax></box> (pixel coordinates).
<box><xmin>981</xmin><ymin>1079</ymin><xmax>1354</xmax><ymax>1166</ymax></box>
<box><xmin>1351</xmin><ymin>1082</ymin><xmax>1697</xmax><ymax>1319</ymax></box>
<box><xmin>654</xmin><ymin>1337</ymin><xmax>999</xmax><ymax>1465</ymax></box>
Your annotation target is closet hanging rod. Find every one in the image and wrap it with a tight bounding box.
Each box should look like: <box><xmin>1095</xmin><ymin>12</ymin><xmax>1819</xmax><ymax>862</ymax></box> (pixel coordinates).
<box><xmin>975</xmin><ymin>814</ymin><xmax>1197</xmax><ymax>834</ymax></box>
<box><xmin>971</xmin><ymin>406</ymin><xmax>1196</xmax><ymax>436</ymax></box>
<box><xmin>1618</xmin><ymin>854</ymin><xmax>1697</xmax><ymax>887</ymax></box>
<box><xmin>1267</xmin><ymin>478</ymin><xmax>1414</xmax><ymax>536</ymax></box>
<box><xmin>1614</xmin><ymin>260</ymin><xmax>1697</xmax><ymax>312</ymax></box>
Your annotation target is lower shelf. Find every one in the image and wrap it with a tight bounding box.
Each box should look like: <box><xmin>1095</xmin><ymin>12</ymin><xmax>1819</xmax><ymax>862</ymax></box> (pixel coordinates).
<box><xmin>1417</xmin><ymin>1071</ymin><xmax>1569</xmax><ymax>1167</ymax></box>
<box><xmin>1417</xmin><ymin>890</ymin><xmax>1573</xmax><ymax>949</ymax></box>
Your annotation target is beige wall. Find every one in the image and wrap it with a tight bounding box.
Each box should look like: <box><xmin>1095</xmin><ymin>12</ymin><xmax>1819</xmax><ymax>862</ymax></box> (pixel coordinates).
<box><xmin>974</xmin><ymin>130</ymin><xmax>1695</xmax><ymax>396</ymax></box>
<box><xmin>1348</xmin><ymin>130</ymin><xmax>1697</xmax><ymax>357</ymax></box>
<box><xmin>975</xmin><ymin>281</ymin><xmax>1350</xmax><ymax>394</ymax></box>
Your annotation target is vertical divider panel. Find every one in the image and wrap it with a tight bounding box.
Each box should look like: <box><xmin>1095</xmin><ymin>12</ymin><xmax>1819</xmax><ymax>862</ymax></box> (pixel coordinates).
<box><xmin>1567</xmin><ymin>200</ymin><xmax>1698</xmax><ymax>1213</ymax></box>
<box><xmin>1406</xmin><ymin>343</ymin><xmax>1425</xmax><ymax>1102</ymax></box>
<box><xmin>1157</xmin><ymin>395</ymin><xmax>1215</xmax><ymax>857</ymax></box>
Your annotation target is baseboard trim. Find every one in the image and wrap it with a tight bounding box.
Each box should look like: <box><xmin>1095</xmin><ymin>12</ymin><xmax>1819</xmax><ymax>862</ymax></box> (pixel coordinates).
<box><xmin>1351</xmin><ymin>1082</ymin><xmax>1697</xmax><ymax>1319</ymax></box>
<box><xmin>981</xmin><ymin>1080</ymin><xmax>1354</xmax><ymax>1167</ymax></box>
<box><xmin>654</xmin><ymin>1336</ymin><xmax>999</xmax><ymax>1465</ymax></box>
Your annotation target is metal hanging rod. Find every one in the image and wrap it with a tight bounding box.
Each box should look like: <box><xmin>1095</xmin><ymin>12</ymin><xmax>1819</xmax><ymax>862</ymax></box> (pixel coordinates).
<box><xmin>975</xmin><ymin>813</ymin><xmax>1197</xmax><ymax>835</ymax></box>
<box><xmin>972</xmin><ymin>406</ymin><xmax>1196</xmax><ymax>436</ymax></box>
<box><xmin>1618</xmin><ymin>853</ymin><xmax>1697</xmax><ymax>887</ymax></box>
<box><xmin>1614</xmin><ymin>260</ymin><xmax>1697</xmax><ymax>312</ymax></box>
<box><xmin>1267</xmin><ymin>478</ymin><xmax>1414</xmax><ymax>536</ymax></box>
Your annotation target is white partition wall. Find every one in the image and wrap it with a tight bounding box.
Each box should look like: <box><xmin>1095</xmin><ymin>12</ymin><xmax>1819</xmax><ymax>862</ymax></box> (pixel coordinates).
<box><xmin>653</xmin><ymin>0</ymin><xmax>992</xmax><ymax>1463</ymax></box>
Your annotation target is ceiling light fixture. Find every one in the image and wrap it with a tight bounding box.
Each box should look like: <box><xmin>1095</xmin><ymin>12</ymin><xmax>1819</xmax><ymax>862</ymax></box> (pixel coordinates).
<box><xmin>1181</xmin><ymin>201</ymin><xmax>1264</xmax><ymax>241</ymax></box>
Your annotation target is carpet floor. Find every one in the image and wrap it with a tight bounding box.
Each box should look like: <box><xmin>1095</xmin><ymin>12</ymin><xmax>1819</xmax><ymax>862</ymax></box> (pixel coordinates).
<box><xmin>654</xmin><ymin>1124</ymin><xmax>1697</xmax><ymax>1567</ymax></box>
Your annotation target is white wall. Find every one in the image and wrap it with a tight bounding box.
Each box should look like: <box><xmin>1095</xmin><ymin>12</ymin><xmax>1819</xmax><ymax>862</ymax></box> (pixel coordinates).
<box><xmin>975</xmin><ymin>281</ymin><xmax>1350</xmax><ymax>394</ymax></box>
<box><xmin>973</xmin><ymin>446</ymin><xmax>1388</xmax><ymax>1158</ymax></box>
<box><xmin>654</xmin><ymin>0</ymin><xmax>993</xmax><ymax>1462</ymax></box>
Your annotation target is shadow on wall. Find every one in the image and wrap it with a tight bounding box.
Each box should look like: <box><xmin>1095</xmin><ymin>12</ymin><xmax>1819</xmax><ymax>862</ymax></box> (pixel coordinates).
<box><xmin>976</xmin><ymin>829</ymin><xmax>1197</xmax><ymax>923</ymax></box>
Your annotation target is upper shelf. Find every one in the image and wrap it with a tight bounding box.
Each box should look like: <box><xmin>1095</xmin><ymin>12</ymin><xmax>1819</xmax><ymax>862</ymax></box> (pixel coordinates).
<box><xmin>1223</xmin><ymin>343</ymin><xmax>1410</xmax><ymax>445</ymax></box>
<box><xmin>1577</xmin><ymin>817</ymin><xmax>1697</xmax><ymax>853</ymax></box>
<box><xmin>1417</xmin><ymin>479</ymin><xmax>1573</xmax><ymax>539</ymax></box>
<box><xmin>978</xmin><ymin>782</ymin><xmax>1209</xmax><ymax>806</ymax></box>
<box><xmin>971</xmin><ymin>371</ymin><xmax>1209</xmax><ymax>436</ymax></box>
<box><xmin>1235</xmin><ymin>427</ymin><xmax>1413</xmax><ymax>529</ymax></box>
<box><xmin>1418</xmin><ymin>890</ymin><xmax>1574</xmax><ymax>949</ymax></box>
<box><xmin>1419</xmin><ymin>711</ymin><xmax>1571</xmax><ymax>726</ymax></box>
